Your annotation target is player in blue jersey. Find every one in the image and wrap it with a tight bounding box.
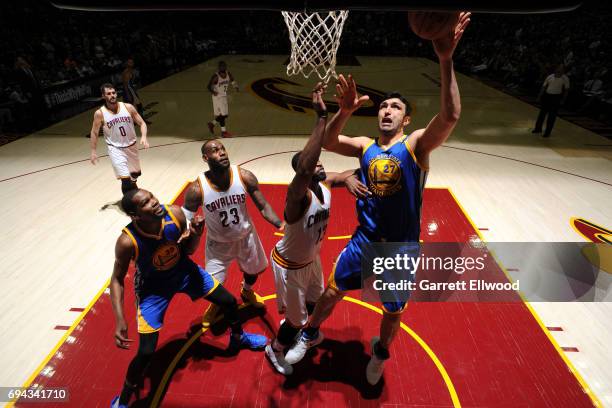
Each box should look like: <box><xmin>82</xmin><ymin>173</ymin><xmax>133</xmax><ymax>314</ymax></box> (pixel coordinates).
<box><xmin>109</xmin><ymin>189</ymin><xmax>267</xmax><ymax>408</ymax></box>
<box><xmin>284</xmin><ymin>12</ymin><xmax>471</xmax><ymax>385</ymax></box>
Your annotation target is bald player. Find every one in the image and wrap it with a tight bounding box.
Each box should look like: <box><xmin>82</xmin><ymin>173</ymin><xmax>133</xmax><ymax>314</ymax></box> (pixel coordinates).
<box><xmin>182</xmin><ymin>140</ymin><xmax>283</xmax><ymax>326</ymax></box>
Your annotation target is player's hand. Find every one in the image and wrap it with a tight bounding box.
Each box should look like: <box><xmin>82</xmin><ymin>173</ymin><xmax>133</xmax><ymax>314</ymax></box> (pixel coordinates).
<box><xmin>178</xmin><ymin>215</ymin><xmax>205</xmax><ymax>243</ymax></box>
<box><xmin>140</xmin><ymin>137</ymin><xmax>149</xmax><ymax>149</ymax></box>
<box><xmin>278</xmin><ymin>221</ymin><xmax>286</xmax><ymax>232</ymax></box>
<box><xmin>212</xmin><ymin>91</ymin><xmax>218</xmax><ymax>96</ymax></box>
<box><xmin>335</xmin><ymin>74</ymin><xmax>369</xmax><ymax>114</ymax></box>
<box><xmin>90</xmin><ymin>150</ymin><xmax>98</xmax><ymax>165</ymax></box>
<box><xmin>312</xmin><ymin>82</ymin><xmax>328</xmax><ymax>117</ymax></box>
<box><xmin>345</xmin><ymin>173</ymin><xmax>371</xmax><ymax>198</ymax></box>
<box><xmin>433</xmin><ymin>12</ymin><xmax>471</xmax><ymax>61</ymax></box>
<box><xmin>114</xmin><ymin>321</ymin><xmax>133</xmax><ymax>349</ymax></box>
<box><xmin>190</xmin><ymin>215</ymin><xmax>205</xmax><ymax>236</ymax></box>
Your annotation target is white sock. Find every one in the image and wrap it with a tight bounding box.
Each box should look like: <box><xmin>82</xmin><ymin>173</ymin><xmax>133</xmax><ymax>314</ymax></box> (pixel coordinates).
<box><xmin>221</xmin><ymin>126</ymin><xmax>227</xmax><ymax>132</ymax></box>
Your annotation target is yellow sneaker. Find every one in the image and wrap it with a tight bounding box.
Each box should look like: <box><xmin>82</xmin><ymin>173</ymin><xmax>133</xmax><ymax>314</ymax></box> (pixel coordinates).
<box><xmin>240</xmin><ymin>288</ymin><xmax>265</xmax><ymax>308</ymax></box>
<box><xmin>202</xmin><ymin>304</ymin><xmax>221</xmax><ymax>328</ymax></box>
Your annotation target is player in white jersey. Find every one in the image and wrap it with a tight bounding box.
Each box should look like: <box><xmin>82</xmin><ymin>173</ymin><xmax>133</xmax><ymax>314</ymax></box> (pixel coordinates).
<box><xmin>207</xmin><ymin>61</ymin><xmax>239</xmax><ymax>138</ymax></box>
<box><xmin>265</xmin><ymin>84</ymin><xmax>367</xmax><ymax>375</ymax></box>
<box><xmin>182</xmin><ymin>139</ymin><xmax>283</xmax><ymax>326</ymax></box>
<box><xmin>90</xmin><ymin>83</ymin><xmax>149</xmax><ymax>194</ymax></box>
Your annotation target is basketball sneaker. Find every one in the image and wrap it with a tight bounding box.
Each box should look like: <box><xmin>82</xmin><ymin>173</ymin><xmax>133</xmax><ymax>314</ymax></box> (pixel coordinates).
<box><xmin>366</xmin><ymin>336</ymin><xmax>386</xmax><ymax>385</ymax></box>
<box><xmin>221</xmin><ymin>131</ymin><xmax>233</xmax><ymax>138</ymax></box>
<box><xmin>284</xmin><ymin>330</ymin><xmax>324</xmax><ymax>364</ymax></box>
<box><xmin>207</xmin><ymin>121</ymin><xmax>215</xmax><ymax>135</ymax></box>
<box><xmin>202</xmin><ymin>304</ymin><xmax>221</xmax><ymax>328</ymax></box>
<box><xmin>241</xmin><ymin>288</ymin><xmax>265</xmax><ymax>308</ymax></box>
<box><xmin>265</xmin><ymin>344</ymin><xmax>293</xmax><ymax>375</ymax></box>
<box><xmin>229</xmin><ymin>331</ymin><xmax>268</xmax><ymax>350</ymax></box>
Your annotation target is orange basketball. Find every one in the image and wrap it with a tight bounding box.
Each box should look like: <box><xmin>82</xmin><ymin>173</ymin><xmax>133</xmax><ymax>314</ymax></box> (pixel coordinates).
<box><xmin>408</xmin><ymin>11</ymin><xmax>458</xmax><ymax>41</ymax></box>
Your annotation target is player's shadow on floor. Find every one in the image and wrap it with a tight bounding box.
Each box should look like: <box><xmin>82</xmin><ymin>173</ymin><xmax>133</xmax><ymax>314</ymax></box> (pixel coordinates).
<box><xmin>129</xmin><ymin>304</ymin><xmax>269</xmax><ymax>407</ymax></box>
<box><xmin>281</xmin><ymin>335</ymin><xmax>385</xmax><ymax>400</ymax></box>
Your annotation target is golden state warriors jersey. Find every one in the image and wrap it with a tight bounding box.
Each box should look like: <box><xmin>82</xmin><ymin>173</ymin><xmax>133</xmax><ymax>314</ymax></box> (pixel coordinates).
<box><xmin>198</xmin><ymin>165</ymin><xmax>253</xmax><ymax>242</ymax></box>
<box><xmin>358</xmin><ymin>135</ymin><xmax>428</xmax><ymax>242</ymax></box>
<box><xmin>122</xmin><ymin>205</ymin><xmax>192</xmax><ymax>293</ymax></box>
<box><xmin>101</xmin><ymin>102</ymin><xmax>137</xmax><ymax>147</ymax></box>
<box><xmin>274</xmin><ymin>182</ymin><xmax>331</xmax><ymax>266</ymax></box>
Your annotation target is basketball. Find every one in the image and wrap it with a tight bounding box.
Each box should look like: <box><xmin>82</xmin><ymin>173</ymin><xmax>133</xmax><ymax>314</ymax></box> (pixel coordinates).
<box><xmin>408</xmin><ymin>11</ymin><xmax>458</xmax><ymax>41</ymax></box>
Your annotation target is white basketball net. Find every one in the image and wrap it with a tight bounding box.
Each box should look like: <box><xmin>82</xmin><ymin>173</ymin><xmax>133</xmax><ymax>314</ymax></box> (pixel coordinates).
<box><xmin>281</xmin><ymin>10</ymin><xmax>349</xmax><ymax>83</ymax></box>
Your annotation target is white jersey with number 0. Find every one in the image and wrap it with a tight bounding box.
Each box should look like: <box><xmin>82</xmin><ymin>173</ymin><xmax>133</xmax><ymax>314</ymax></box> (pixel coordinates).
<box><xmin>101</xmin><ymin>102</ymin><xmax>137</xmax><ymax>147</ymax></box>
<box><xmin>275</xmin><ymin>182</ymin><xmax>331</xmax><ymax>265</ymax></box>
<box><xmin>199</xmin><ymin>165</ymin><xmax>252</xmax><ymax>242</ymax></box>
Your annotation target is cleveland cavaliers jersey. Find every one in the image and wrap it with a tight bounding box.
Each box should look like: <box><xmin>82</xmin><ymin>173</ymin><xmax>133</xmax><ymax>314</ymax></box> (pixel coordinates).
<box><xmin>122</xmin><ymin>205</ymin><xmax>194</xmax><ymax>294</ymax></box>
<box><xmin>101</xmin><ymin>102</ymin><xmax>137</xmax><ymax>147</ymax></box>
<box><xmin>357</xmin><ymin>134</ymin><xmax>428</xmax><ymax>242</ymax></box>
<box><xmin>212</xmin><ymin>72</ymin><xmax>230</xmax><ymax>97</ymax></box>
<box><xmin>198</xmin><ymin>165</ymin><xmax>252</xmax><ymax>242</ymax></box>
<box><xmin>274</xmin><ymin>182</ymin><xmax>331</xmax><ymax>267</ymax></box>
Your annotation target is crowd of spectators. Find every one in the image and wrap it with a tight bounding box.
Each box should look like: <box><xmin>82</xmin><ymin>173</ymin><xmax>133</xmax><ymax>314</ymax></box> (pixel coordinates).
<box><xmin>0</xmin><ymin>1</ymin><xmax>609</xmax><ymax>136</ymax></box>
<box><xmin>452</xmin><ymin>6</ymin><xmax>611</xmax><ymax>122</ymax></box>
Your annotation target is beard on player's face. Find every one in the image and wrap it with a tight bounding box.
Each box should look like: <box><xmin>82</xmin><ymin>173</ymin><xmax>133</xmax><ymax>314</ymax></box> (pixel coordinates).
<box><xmin>208</xmin><ymin>156</ymin><xmax>230</xmax><ymax>171</ymax></box>
<box><xmin>313</xmin><ymin>169</ymin><xmax>326</xmax><ymax>183</ymax></box>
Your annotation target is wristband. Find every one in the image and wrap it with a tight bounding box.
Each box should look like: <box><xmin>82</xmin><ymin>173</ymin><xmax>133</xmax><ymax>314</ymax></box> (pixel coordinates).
<box><xmin>181</xmin><ymin>206</ymin><xmax>195</xmax><ymax>222</ymax></box>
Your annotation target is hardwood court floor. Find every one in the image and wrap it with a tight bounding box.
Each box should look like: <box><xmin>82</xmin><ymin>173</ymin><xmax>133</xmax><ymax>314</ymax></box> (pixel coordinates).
<box><xmin>0</xmin><ymin>55</ymin><xmax>610</xmax><ymax>407</ymax></box>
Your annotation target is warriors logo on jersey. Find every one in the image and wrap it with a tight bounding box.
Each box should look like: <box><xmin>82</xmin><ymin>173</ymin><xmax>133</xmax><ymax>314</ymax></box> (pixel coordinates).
<box><xmin>367</xmin><ymin>154</ymin><xmax>403</xmax><ymax>196</ymax></box>
<box><xmin>152</xmin><ymin>242</ymin><xmax>181</xmax><ymax>271</ymax></box>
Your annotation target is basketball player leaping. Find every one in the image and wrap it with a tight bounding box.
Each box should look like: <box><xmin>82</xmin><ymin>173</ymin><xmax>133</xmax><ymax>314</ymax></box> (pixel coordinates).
<box><xmin>182</xmin><ymin>140</ymin><xmax>283</xmax><ymax>326</ymax></box>
<box><xmin>90</xmin><ymin>83</ymin><xmax>149</xmax><ymax>194</ymax></box>
<box><xmin>284</xmin><ymin>12</ymin><xmax>471</xmax><ymax>385</ymax></box>
<box><xmin>109</xmin><ymin>189</ymin><xmax>267</xmax><ymax>408</ymax></box>
<box><xmin>265</xmin><ymin>84</ymin><xmax>369</xmax><ymax>375</ymax></box>
<box><xmin>207</xmin><ymin>61</ymin><xmax>239</xmax><ymax>138</ymax></box>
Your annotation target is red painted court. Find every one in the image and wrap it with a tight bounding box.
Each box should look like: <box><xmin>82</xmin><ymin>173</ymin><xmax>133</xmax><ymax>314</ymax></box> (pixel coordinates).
<box><xmin>18</xmin><ymin>185</ymin><xmax>595</xmax><ymax>407</ymax></box>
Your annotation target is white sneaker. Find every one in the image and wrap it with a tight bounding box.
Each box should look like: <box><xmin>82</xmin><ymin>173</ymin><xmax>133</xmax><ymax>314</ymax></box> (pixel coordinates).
<box><xmin>366</xmin><ymin>336</ymin><xmax>385</xmax><ymax>385</ymax></box>
<box><xmin>284</xmin><ymin>330</ymin><xmax>324</xmax><ymax>365</ymax></box>
<box><xmin>265</xmin><ymin>344</ymin><xmax>293</xmax><ymax>375</ymax></box>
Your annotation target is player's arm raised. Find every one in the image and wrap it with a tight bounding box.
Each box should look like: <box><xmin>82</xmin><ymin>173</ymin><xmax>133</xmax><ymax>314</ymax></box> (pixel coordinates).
<box><xmin>110</xmin><ymin>233</ymin><xmax>135</xmax><ymax>349</ymax></box>
<box><xmin>89</xmin><ymin>109</ymin><xmax>103</xmax><ymax>164</ymax></box>
<box><xmin>171</xmin><ymin>204</ymin><xmax>204</xmax><ymax>255</ymax></box>
<box><xmin>126</xmin><ymin>103</ymin><xmax>149</xmax><ymax>148</ymax></box>
<box><xmin>412</xmin><ymin>12</ymin><xmax>470</xmax><ymax>169</ymax></box>
<box><xmin>286</xmin><ymin>83</ymin><xmax>328</xmax><ymax>223</ymax></box>
<box><xmin>182</xmin><ymin>180</ymin><xmax>203</xmax><ymax>223</ymax></box>
<box><xmin>323</xmin><ymin>74</ymin><xmax>371</xmax><ymax>158</ymax></box>
<box><xmin>241</xmin><ymin>168</ymin><xmax>283</xmax><ymax>228</ymax></box>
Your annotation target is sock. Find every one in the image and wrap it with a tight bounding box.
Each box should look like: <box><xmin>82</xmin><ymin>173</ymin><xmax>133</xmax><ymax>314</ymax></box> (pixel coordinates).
<box><xmin>373</xmin><ymin>340</ymin><xmax>390</xmax><ymax>360</ymax></box>
<box><xmin>303</xmin><ymin>325</ymin><xmax>319</xmax><ymax>340</ymax></box>
<box><xmin>221</xmin><ymin>126</ymin><xmax>227</xmax><ymax>132</ymax></box>
<box><xmin>242</xmin><ymin>274</ymin><xmax>257</xmax><ymax>291</ymax></box>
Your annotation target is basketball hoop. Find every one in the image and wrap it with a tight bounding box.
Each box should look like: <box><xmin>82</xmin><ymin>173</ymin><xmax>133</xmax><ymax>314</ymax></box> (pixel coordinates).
<box><xmin>281</xmin><ymin>10</ymin><xmax>349</xmax><ymax>83</ymax></box>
